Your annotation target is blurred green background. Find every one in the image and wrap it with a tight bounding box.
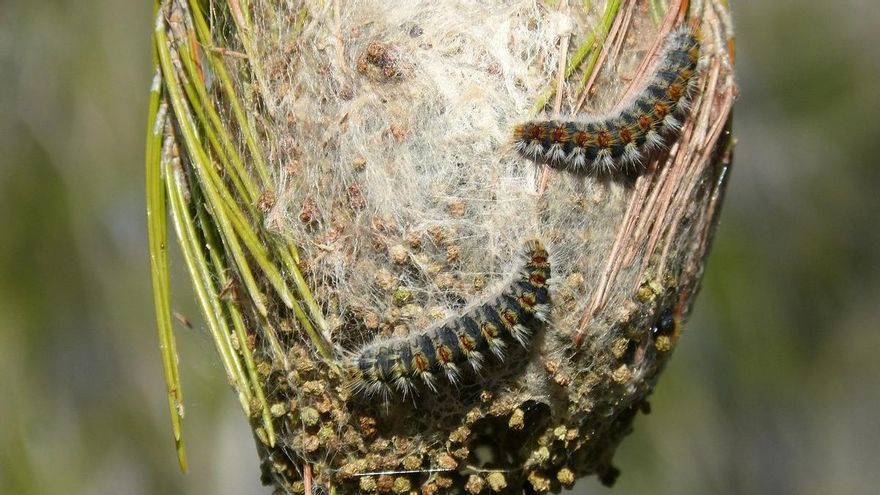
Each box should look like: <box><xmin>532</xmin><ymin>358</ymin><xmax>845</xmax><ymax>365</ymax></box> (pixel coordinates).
<box><xmin>1</xmin><ymin>1</ymin><xmax>878</xmax><ymax>494</ymax></box>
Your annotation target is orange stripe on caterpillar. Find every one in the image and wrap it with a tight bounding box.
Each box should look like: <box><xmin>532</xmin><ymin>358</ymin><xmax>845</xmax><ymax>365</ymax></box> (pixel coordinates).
<box><xmin>513</xmin><ymin>25</ymin><xmax>701</xmax><ymax>173</ymax></box>
<box><xmin>347</xmin><ymin>240</ymin><xmax>552</xmax><ymax>405</ymax></box>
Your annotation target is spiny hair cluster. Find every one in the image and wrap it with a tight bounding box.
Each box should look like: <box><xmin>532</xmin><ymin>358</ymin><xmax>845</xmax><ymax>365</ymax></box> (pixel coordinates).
<box><xmin>348</xmin><ymin>240</ymin><xmax>551</xmax><ymax>404</ymax></box>
<box><xmin>512</xmin><ymin>25</ymin><xmax>701</xmax><ymax>172</ymax></box>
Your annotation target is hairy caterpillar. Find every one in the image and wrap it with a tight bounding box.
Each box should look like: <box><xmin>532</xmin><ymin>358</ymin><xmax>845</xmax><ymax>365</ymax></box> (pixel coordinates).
<box><xmin>512</xmin><ymin>25</ymin><xmax>701</xmax><ymax>172</ymax></box>
<box><xmin>348</xmin><ymin>240</ymin><xmax>552</xmax><ymax>404</ymax></box>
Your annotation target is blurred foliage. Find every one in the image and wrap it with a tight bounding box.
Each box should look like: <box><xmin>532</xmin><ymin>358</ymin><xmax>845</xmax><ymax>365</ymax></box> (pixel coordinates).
<box><xmin>0</xmin><ymin>1</ymin><xmax>878</xmax><ymax>494</ymax></box>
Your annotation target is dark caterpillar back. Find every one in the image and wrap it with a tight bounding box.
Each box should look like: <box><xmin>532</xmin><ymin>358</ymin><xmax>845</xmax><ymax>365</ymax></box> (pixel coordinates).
<box><xmin>348</xmin><ymin>240</ymin><xmax>552</xmax><ymax>404</ymax></box>
<box><xmin>512</xmin><ymin>25</ymin><xmax>701</xmax><ymax>173</ymax></box>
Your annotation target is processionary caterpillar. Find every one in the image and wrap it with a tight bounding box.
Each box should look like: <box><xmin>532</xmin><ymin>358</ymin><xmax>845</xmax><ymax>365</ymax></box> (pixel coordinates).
<box><xmin>512</xmin><ymin>25</ymin><xmax>701</xmax><ymax>173</ymax></box>
<box><xmin>348</xmin><ymin>240</ymin><xmax>552</xmax><ymax>405</ymax></box>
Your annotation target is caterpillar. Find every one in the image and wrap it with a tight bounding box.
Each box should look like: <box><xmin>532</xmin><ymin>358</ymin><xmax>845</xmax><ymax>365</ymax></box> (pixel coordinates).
<box><xmin>512</xmin><ymin>25</ymin><xmax>701</xmax><ymax>173</ymax></box>
<box><xmin>348</xmin><ymin>240</ymin><xmax>552</xmax><ymax>404</ymax></box>
<box><xmin>651</xmin><ymin>309</ymin><xmax>677</xmax><ymax>337</ymax></box>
